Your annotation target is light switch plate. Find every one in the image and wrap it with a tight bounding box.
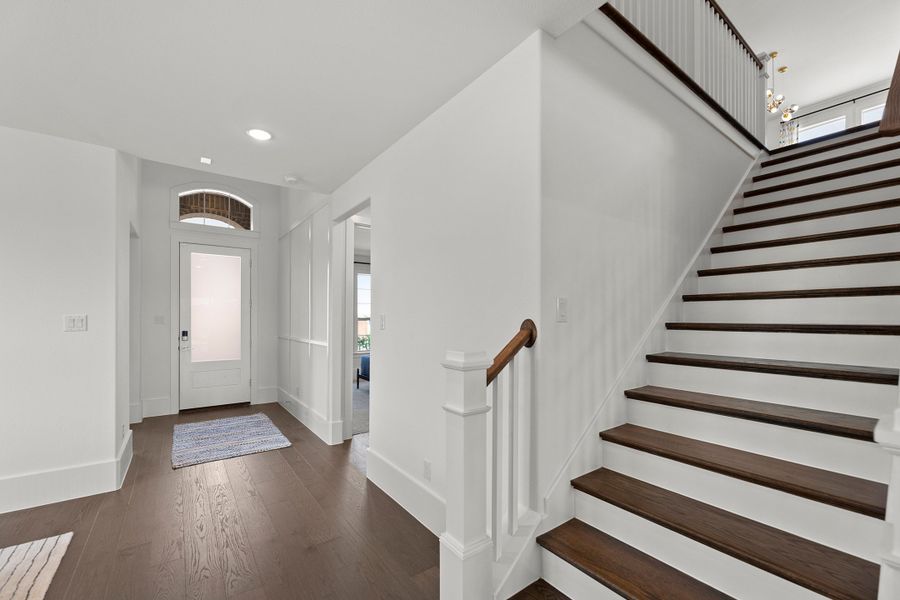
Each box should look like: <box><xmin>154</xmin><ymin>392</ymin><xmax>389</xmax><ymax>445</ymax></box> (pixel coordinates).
<box><xmin>64</xmin><ymin>314</ymin><xmax>88</xmax><ymax>332</ymax></box>
<box><xmin>555</xmin><ymin>297</ymin><xmax>568</xmax><ymax>323</ymax></box>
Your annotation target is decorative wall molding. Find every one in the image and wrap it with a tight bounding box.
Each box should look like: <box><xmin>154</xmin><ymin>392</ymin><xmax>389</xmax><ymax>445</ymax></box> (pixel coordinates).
<box><xmin>367</xmin><ymin>446</ymin><xmax>446</xmax><ymax>536</ymax></box>
<box><xmin>142</xmin><ymin>395</ymin><xmax>171</xmax><ymax>419</ymax></box>
<box><xmin>277</xmin><ymin>387</ymin><xmax>342</xmax><ymax>444</ymax></box>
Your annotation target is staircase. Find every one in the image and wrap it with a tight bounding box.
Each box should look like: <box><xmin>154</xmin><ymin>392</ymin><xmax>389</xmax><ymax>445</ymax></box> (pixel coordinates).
<box><xmin>523</xmin><ymin>123</ymin><xmax>900</xmax><ymax>599</ymax></box>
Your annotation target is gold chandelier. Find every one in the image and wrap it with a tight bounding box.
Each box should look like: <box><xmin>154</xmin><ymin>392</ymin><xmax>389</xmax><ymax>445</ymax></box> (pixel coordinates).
<box><xmin>765</xmin><ymin>51</ymin><xmax>799</xmax><ymax>121</ymax></box>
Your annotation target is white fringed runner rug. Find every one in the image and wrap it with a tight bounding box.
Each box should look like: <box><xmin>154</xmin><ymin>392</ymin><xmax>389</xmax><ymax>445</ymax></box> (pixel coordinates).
<box><xmin>171</xmin><ymin>413</ymin><xmax>291</xmax><ymax>468</ymax></box>
<box><xmin>0</xmin><ymin>532</ymin><xmax>72</xmax><ymax>600</ymax></box>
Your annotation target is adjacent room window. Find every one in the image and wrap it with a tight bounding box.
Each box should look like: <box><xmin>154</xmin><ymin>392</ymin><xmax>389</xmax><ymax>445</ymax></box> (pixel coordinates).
<box><xmin>178</xmin><ymin>190</ymin><xmax>253</xmax><ymax>230</ymax></box>
<box><xmin>797</xmin><ymin>116</ymin><xmax>846</xmax><ymax>143</ymax></box>
<box><xmin>356</xmin><ymin>272</ymin><xmax>371</xmax><ymax>352</ymax></box>
<box><xmin>861</xmin><ymin>103</ymin><xmax>886</xmax><ymax>125</ymax></box>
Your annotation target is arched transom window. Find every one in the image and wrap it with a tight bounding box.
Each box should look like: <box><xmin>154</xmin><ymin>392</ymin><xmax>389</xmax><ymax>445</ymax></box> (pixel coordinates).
<box><xmin>178</xmin><ymin>190</ymin><xmax>253</xmax><ymax>230</ymax></box>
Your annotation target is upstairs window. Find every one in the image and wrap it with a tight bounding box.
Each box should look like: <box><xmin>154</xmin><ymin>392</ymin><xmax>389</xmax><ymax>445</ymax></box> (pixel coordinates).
<box><xmin>861</xmin><ymin>103</ymin><xmax>886</xmax><ymax>125</ymax></box>
<box><xmin>798</xmin><ymin>116</ymin><xmax>846</xmax><ymax>143</ymax></box>
<box><xmin>179</xmin><ymin>190</ymin><xmax>253</xmax><ymax>230</ymax></box>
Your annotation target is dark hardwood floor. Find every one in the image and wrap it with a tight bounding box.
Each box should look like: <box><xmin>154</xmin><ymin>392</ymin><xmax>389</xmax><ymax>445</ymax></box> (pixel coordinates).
<box><xmin>0</xmin><ymin>403</ymin><xmax>439</xmax><ymax>600</ymax></box>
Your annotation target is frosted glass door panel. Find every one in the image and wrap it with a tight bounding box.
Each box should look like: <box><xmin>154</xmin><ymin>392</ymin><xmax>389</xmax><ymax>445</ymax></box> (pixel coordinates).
<box><xmin>191</xmin><ymin>252</ymin><xmax>242</xmax><ymax>362</ymax></box>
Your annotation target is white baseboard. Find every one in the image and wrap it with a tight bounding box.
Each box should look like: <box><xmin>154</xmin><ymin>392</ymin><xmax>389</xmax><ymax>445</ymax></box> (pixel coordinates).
<box><xmin>142</xmin><ymin>395</ymin><xmax>171</xmax><ymax>418</ymax></box>
<box><xmin>277</xmin><ymin>387</ymin><xmax>342</xmax><ymax>445</ymax></box>
<box><xmin>116</xmin><ymin>430</ymin><xmax>133</xmax><ymax>488</ymax></box>
<box><xmin>366</xmin><ymin>446</ymin><xmax>445</xmax><ymax>536</ymax></box>
<box><xmin>254</xmin><ymin>386</ymin><xmax>278</xmax><ymax>405</ymax></box>
<box><xmin>129</xmin><ymin>402</ymin><xmax>143</xmax><ymax>424</ymax></box>
<box><xmin>0</xmin><ymin>453</ymin><xmax>122</xmax><ymax>515</ymax></box>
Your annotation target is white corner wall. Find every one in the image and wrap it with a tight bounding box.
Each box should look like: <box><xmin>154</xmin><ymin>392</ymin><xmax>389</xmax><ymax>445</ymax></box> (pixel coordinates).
<box><xmin>277</xmin><ymin>201</ymin><xmax>337</xmax><ymax>442</ymax></box>
<box><xmin>327</xmin><ymin>31</ymin><xmax>543</xmax><ymax>534</ymax></box>
<box><xmin>536</xmin><ymin>22</ymin><xmax>755</xmax><ymax>507</ymax></box>
<box><xmin>0</xmin><ymin>125</ymin><xmax>124</xmax><ymax>513</ymax></box>
<box><xmin>139</xmin><ymin>161</ymin><xmax>281</xmax><ymax>417</ymax></box>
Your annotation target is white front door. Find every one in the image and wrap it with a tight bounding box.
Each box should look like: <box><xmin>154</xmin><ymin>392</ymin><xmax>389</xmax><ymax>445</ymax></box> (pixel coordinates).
<box><xmin>179</xmin><ymin>243</ymin><xmax>251</xmax><ymax>410</ymax></box>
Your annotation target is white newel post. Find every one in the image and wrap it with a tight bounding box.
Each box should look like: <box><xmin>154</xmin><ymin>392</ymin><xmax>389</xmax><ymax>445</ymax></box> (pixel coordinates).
<box><xmin>440</xmin><ymin>350</ymin><xmax>494</xmax><ymax>600</ymax></box>
<box><xmin>877</xmin><ymin>405</ymin><xmax>900</xmax><ymax>599</ymax></box>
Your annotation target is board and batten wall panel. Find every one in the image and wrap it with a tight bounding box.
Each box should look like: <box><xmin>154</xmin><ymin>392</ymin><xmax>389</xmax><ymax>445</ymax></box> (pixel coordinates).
<box><xmin>278</xmin><ymin>203</ymin><xmax>334</xmax><ymax>441</ymax></box>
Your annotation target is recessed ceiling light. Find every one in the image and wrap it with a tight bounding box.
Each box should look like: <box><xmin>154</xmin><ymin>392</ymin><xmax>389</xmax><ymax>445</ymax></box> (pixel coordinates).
<box><xmin>246</xmin><ymin>129</ymin><xmax>272</xmax><ymax>141</ymax></box>
<box><xmin>200</xmin><ymin>156</ymin><xmax>212</xmax><ymax>165</ymax></box>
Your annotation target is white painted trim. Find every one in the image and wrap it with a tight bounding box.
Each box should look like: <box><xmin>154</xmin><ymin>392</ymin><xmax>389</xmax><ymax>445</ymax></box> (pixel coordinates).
<box><xmin>277</xmin><ymin>387</ymin><xmax>342</xmax><ymax>444</ymax></box>
<box><xmin>255</xmin><ymin>386</ymin><xmax>278</xmax><ymax>405</ymax></box>
<box><xmin>277</xmin><ymin>335</ymin><xmax>328</xmax><ymax>347</ymax></box>
<box><xmin>129</xmin><ymin>402</ymin><xmax>142</xmax><ymax>424</ymax></box>
<box><xmin>169</xmin><ymin>230</ymin><xmax>260</xmax><ymax>415</ymax></box>
<box><xmin>366</xmin><ymin>446</ymin><xmax>446</xmax><ymax>536</ymax></box>
<box><xmin>0</xmin><ymin>451</ymin><xmax>125</xmax><ymax>515</ymax></box>
<box><xmin>116</xmin><ymin>429</ymin><xmax>133</xmax><ymax>489</ymax></box>
<box><xmin>582</xmin><ymin>11</ymin><xmax>761</xmax><ymax>159</ymax></box>
<box><xmin>142</xmin><ymin>395</ymin><xmax>171</xmax><ymax>418</ymax></box>
<box><xmin>170</xmin><ymin>221</ymin><xmax>260</xmax><ymax>239</ymax></box>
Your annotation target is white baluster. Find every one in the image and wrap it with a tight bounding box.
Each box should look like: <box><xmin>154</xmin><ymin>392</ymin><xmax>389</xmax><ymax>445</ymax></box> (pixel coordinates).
<box><xmin>876</xmin><ymin>405</ymin><xmax>900</xmax><ymax>599</ymax></box>
<box><xmin>491</xmin><ymin>377</ymin><xmax>502</xmax><ymax>560</ymax></box>
<box><xmin>507</xmin><ymin>356</ymin><xmax>518</xmax><ymax>535</ymax></box>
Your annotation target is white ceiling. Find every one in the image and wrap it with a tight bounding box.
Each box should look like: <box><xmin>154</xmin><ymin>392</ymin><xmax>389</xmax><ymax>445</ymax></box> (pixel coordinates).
<box><xmin>718</xmin><ymin>0</ymin><xmax>900</xmax><ymax>110</ymax></box>
<box><xmin>0</xmin><ymin>0</ymin><xmax>594</xmax><ymax>191</ymax></box>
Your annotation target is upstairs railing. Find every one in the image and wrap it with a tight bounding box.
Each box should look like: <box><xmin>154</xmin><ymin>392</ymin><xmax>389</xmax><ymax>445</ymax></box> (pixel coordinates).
<box><xmin>600</xmin><ymin>0</ymin><xmax>766</xmax><ymax>148</ymax></box>
<box><xmin>882</xmin><ymin>50</ymin><xmax>900</xmax><ymax>136</ymax></box>
<box><xmin>439</xmin><ymin>320</ymin><xmax>537</xmax><ymax>600</ymax></box>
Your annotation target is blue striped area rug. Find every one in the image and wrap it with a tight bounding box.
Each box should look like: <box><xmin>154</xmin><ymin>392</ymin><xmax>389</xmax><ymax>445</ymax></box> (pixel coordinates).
<box><xmin>0</xmin><ymin>532</ymin><xmax>72</xmax><ymax>600</ymax></box>
<box><xmin>172</xmin><ymin>413</ymin><xmax>291</xmax><ymax>469</ymax></box>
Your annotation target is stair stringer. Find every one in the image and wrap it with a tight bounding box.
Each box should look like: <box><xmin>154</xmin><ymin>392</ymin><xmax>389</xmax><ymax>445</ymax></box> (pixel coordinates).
<box><xmin>494</xmin><ymin>156</ymin><xmax>762</xmax><ymax>599</ymax></box>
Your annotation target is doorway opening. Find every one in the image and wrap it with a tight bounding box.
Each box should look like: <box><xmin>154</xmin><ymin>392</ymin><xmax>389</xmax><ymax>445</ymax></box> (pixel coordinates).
<box><xmin>352</xmin><ymin>222</ymin><xmax>371</xmax><ymax>436</ymax></box>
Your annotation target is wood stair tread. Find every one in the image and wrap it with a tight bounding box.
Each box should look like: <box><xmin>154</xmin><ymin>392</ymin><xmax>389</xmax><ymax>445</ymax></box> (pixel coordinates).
<box><xmin>764</xmin><ymin>122</ymin><xmax>881</xmax><ymax>160</ymax></box>
<box><xmin>755</xmin><ymin>140</ymin><xmax>900</xmax><ymax>182</ymax></box>
<box><xmin>571</xmin><ymin>468</ymin><xmax>880</xmax><ymax>600</ymax></box>
<box><xmin>683</xmin><ymin>285</ymin><xmax>900</xmax><ymax>301</ymax></box>
<box><xmin>646</xmin><ymin>351</ymin><xmax>898</xmax><ymax>385</ymax></box>
<box><xmin>723</xmin><ymin>197</ymin><xmax>900</xmax><ymax>232</ymax></box>
<box><xmin>599</xmin><ymin>424</ymin><xmax>887</xmax><ymax>518</ymax></box>
<box><xmin>536</xmin><ymin>519</ymin><xmax>732</xmax><ymax>600</ymax></box>
<box><xmin>744</xmin><ymin>157</ymin><xmax>900</xmax><ymax>198</ymax></box>
<box><xmin>698</xmin><ymin>251</ymin><xmax>900</xmax><ymax>275</ymax></box>
<box><xmin>510</xmin><ymin>579</ymin><xmax>571</xmax><ymax>600</ymax></box>
<box><xmin>711</xmin><ymin>223</ymin><xmax>900</xmax><ymax>253</ymax></box>
<box><xmin>666</xmin><ymin>321</ymin><xmax>900</xmax><ymax>335</ymax></box>
<box><xmin>624</xmin><ymin>385</ymin><xmax>877</xmax><ymax>440</ymax></box>
<box><xmin>733</xmin><ymin>177</ymin><xmax>900</xmax><ymax>215</ymax></box>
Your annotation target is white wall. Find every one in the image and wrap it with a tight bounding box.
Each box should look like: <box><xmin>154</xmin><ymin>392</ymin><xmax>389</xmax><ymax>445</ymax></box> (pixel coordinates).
<box><xmin>326</xmin><ymin>32</ymin><xmax>543</xmax><ymax>533</ymax></box>
<box><xmin>277</xmin><ymin>202</ymin><xmax>337</xmax><ymax>442</ymax></box>
<box><xmin>536</xmin><ymin>23</ymin><xmax>754</xmax><ymax>505</ymax></box>
<box><xmin>115</xmin><ymin>152</ymin><xmax>140</xmax><ymax>467</ymax></box>
<box><xmin>0</xmin><ymin>126</ymin><xmax>126</xmax><ymax>513</ymax></box>
<box><xmin>139</xmin><ymin>161</ymin><xmax>281</xmax><ymax>417</ymax></box>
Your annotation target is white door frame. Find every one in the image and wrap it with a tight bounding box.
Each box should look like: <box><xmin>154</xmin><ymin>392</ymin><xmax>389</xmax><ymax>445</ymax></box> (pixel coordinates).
<box><xmin>169</xmin><ymin>227</ymin><xmax>259</xmax><ymax>415</ymax></box>
<box><xmin>328</xmin><ymin>197</ymin><xmax>372</xmax><ymax>441</ymax></box>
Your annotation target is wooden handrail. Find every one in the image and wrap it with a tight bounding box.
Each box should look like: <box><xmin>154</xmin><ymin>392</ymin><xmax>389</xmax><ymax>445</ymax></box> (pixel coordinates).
<box><xmin>881</xmin><ymin>50</ymin><xmax>900</xmax><ymax>137</ymax></box>
<box><xmin>486</xmin><ymin>319</ymin><xmax>537</xmax><ymax>386</ymax></box>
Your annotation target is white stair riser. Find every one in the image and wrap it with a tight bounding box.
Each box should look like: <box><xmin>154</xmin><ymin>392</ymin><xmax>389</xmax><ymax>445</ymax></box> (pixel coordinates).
<box><xmin>625</xmin><ymin>400</ymin><xmax>888</xmax><ymax>482</ymax></box>
<box><xmin>742</xmin><ymin>166</ymin><xmax>900</xmax><ymax>205</ymax></box>
<box><xmin>731</xmin><ymin>185</ymin><xmax>900</xmax><ymax>225</ymax></box>
<box><xmin>665</xmin><ymin>329</ymin><xmax>900</xmax><ymax>368</ymax></box>
<box><xmin>648</xmin><ymin>362</ymin><xmax>897</xmax><ymax>417</ymax></box>
<box><xmin>601</xmin><ymin>442</ymin><xmax>884</xmax><ymax>561</ymax></box>
<box><xmin>754</xmin><ymin>147</ymin><xmax>900</xmax><ymax>186</ymax></box>
<box><xmin>697</xmin><ymin>262</ymin><xmax>900</xmax><ymax>293</ymax></box>
<box><xmin>710</xmin><ymin>232</ymin><xmax>900</xmax><ymax>268</ymax></box>
<box><xmin>724</xmin><ymin>206</ymin><xmax>900</xmax><ymax>246</ymax></box>
<box><xmin>573</xmin><ymin>492</ymin><xmax>826</xmax><ymax>599</ymax></box>
<box><xmin>540</xmin><ymin>550</ymin><xmax>622</xmax><ymax>600</ymax></box>
<box><xmin>767</xmin><ymin>129</ymin><xmax>887</xmax><ymax>163</ymax></box>
<box><xmin>683</xmin><ymin>295</ymin><xmax>900</xmax><ymax>323</ymax></box>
